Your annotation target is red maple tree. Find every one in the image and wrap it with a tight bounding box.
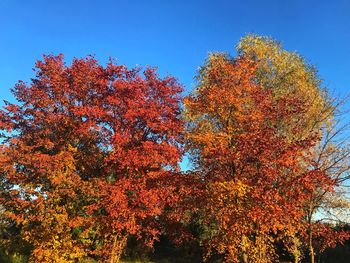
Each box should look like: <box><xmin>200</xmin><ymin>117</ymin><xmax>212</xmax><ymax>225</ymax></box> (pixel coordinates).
<box><xmin>0</xmin><ymin>55</ymin><xmax>184</xmax><ymax>262</ymax></box>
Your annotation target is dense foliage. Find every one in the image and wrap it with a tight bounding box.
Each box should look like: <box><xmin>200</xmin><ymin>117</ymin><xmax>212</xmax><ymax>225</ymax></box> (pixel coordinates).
<box><xmin>0</xmin><ymin>55</ymin><xmax>183</xmax><ymax>262</ymax></box>
<box><xmin>0</xmin><ymin>35</ymin><xmax>349</xmax><ymax>262</ymax></box>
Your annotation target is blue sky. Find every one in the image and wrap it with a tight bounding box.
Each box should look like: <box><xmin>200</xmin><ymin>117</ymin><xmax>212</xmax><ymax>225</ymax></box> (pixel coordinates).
<box><xmin>1</xmin><ymin>0</ymin><xmax>350</xmax><ymax>169</ymax></box>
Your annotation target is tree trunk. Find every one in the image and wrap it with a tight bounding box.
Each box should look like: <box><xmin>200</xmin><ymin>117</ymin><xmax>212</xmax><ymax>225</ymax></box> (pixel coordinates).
<box><xmin>240</xmin><ymin>235</ymin><xmax>248</xmax><ymax>263</ymax></box>
<box><xmin>309</xmin><ymin>229</ymin><xmax>315</xmax><ymax>263</ymax></box>
<box><xmin>110</xmin><ymin>234</ymin><xmax>127</xmax><ymax>263</ymax></box>
<box><xmin>292</xmin><ymin>235</ymin><xmax>301</xmax><ymax>263</ymax></box>
<box><xmin>307</xmin><ymin>206</ymin><xmax>315</xmax><ymax>263</ymax></box>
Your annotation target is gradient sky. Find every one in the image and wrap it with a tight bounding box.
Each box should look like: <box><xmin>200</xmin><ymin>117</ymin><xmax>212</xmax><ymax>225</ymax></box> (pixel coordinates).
<box><xmin>1</xmin><ymin>0</ymin><xmax>350</xmax><ymax>169</ymax></box>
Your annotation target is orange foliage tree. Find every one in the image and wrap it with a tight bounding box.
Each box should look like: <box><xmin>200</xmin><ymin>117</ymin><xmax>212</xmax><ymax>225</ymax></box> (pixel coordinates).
<box><xmin>0</xmin><ymin>55</ymin><xmax>183</xmax><ymax>262</ymax></box>
<box><xmin>184</xmin><ymin>54</ymin><xmax>333</xmax><ymax>262</ymax></box>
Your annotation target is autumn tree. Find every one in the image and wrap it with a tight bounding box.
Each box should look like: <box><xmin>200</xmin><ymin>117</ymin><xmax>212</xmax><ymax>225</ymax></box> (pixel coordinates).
<box><xmin>184</xmin><ymin>54</ymin><xmax>327</xmax><ymax>262</ymax></box>
<box><xmin>237</xmin><ymin>35</ymin><xmax>350</xmax><ymax>262</ymax></box>
<box><xmin>0</xmin><ymin>55</ymin><xmax>183</xmax><ymax>262</ymax></box>
<box><xmin>183</xmin><ymin>32</ymin><xmax>348</xmax><ymax>262</ymax></box>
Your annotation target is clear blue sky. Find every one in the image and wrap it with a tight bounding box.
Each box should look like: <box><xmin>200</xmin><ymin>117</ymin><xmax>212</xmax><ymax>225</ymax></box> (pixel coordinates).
<box><xmin>1</xmin><ymin>0</ymin><xmax>349</xmax><ymax>169</ymax></box>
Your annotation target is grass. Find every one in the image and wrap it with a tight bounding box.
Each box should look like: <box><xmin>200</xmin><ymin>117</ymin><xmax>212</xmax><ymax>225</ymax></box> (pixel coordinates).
<box><xmin>0</xmin><ymin>248</ymin><xmax>28</xmax><ymax>263</ymax></box>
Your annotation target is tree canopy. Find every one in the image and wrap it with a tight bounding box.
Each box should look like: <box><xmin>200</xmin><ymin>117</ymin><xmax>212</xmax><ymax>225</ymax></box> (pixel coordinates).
<box><xmin>0</xmin><ymin>35</ymin><xmax>349</xmax><ymax>263</ymax></box>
